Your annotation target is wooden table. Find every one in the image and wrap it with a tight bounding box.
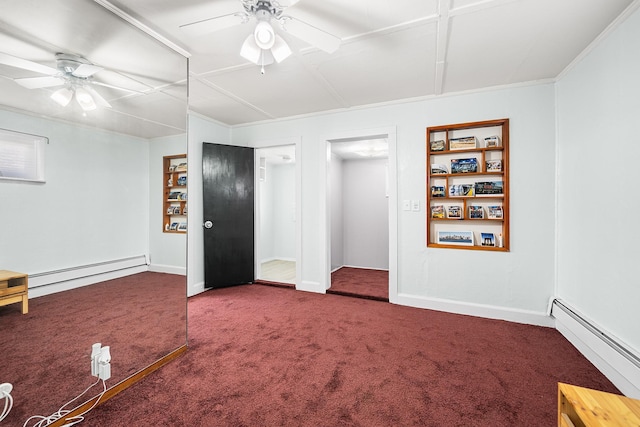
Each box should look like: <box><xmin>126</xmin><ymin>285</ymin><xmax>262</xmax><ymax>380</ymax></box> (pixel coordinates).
<box><xmin>559</xmin><ymin>382</ymin><xmax>640</xmax><ymax>426</ymax></box>
<box><xmin>0</xmin><ymin>270</ymin><xmax>28</xmax><ymax>314</ymax></box>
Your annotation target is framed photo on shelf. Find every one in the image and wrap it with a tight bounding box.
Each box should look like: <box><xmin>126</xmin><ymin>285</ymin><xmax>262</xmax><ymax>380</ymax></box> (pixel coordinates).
<box><xmin>430</xmin><ymin>186</ymin><xmax>446</xmax><ymax>198</ymax></box>
<box><xmin>487</xmin><ymin>205</ymin><xmax>503</xmax><ymax>219</ymax></box>
<box><xmin>484</xmin><ymin>136</ymin><xmax>500</xmax><ymax>147</ymax></box>
<box><xmin>449</xmin><ymin>136</ymin><xmax>477</xmax><ymax>150</ymax></box>
<box><xmin>437</xmin><ymin>230</ymin><xmax>474</xmax><ymax>246</ymax></box>
<box><xmin>169</xmin><ymin>222</ymin><xmax>179</xmax><ymax>231</ymax></box>
<box><xmin>178</xmin><ymin>222</ymin><xmax>187</xmax><ymax>231</ymax></box>
<box><xmin>166</xmin><ymin>206</ymin><xmax>174</xmax><ymax>215</ymax></box>
<box><xmin>481</xmin><ymin>232</ymin><xmax>495</xmax><ymax>246</ymax></box>
<box><xmin>447</xmin><ymin>206</ymin><xmax>462</xmax><ymax>219</ymax></box>
<box><xmin>431</xmin><ymin>205</ymin><xmax>445</xmax><ymax>219</ymax></box>
<box><xmin>485</xmin><ymin>160</ymin><xmax>502</xmax><ymax>172</ymax></box>
<box><xmin>430</xmin><ymin>140</ymin><xmax>446</xmax><ymax>151</ymax></box>
<box><xmin>430</xmin><ymin>164</ymin><xmax>448</xmax><ymax>174</ymax></box>
<box><xmin>451</xmin><ymin>158</ymin><xmax>478</xmax><ymax>174</ymax></box>
<box><xmin>474</xmin><ymin>181</ymin><xmax>503</xmax><ymax>195</ymax></box>
<box><xmin>469</xmin><ymin>205</ymin><xmax>484</xmax><ymax>219</ymax></box>
<box><xmin>449</xmin><ymin>184</ymin><xmax>475</xmax><ymax>197</ymax></box>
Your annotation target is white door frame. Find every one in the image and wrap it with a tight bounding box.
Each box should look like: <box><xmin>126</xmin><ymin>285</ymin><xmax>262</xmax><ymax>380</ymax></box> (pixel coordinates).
<box><xmin>319</xmin><ymin>126</ymin><xmax>398</xmax><ymax>302</ymax></box>
<box><xmin>252</xmin><ymin>136</ymin><xmax>302</xmax><ymax>290</ymax></box>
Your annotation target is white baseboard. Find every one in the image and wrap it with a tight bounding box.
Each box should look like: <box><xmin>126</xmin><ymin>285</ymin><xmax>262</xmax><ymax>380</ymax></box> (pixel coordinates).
<box><xmin>188</xmin><ymin>280</ymin><xmax>206</xmax><ymax>297</ymax></box>
<box><xmin>297</xmin><ymin>280</ymin><xmax>325</xmax><ymax>294</ymax></box>
<box><xmin>149</xmin><ymin>264</ymin><xmax>186</xmax><ymax>276</ymax></box>
<box><xmin>394</xmin><ymin>293</ymin><xmax>554</xmax><ymax>327</ymax></box>
<box><xmin>28</xmin><ymin>255</ymin><xmax>149</xmax><ymax>298</ymax></box>
<box><xmin>553</xmin><ymin>303</ymin><xmax>640</xmax><ymax>398</ymax></box>
<box><xmin>260</xmin><ymin>257</ymin><xmax>296</xmax><ymax>263</ymax></box>
<box><xmin>342</xmin><ymin>264</ymin><xmax>389</xmax><ymax>272</ymax></box>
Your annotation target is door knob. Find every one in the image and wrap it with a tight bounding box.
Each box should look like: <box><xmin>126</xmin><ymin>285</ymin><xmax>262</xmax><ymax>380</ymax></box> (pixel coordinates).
<box><xmin>203</xmin><ymin>220</ymin><xmax>213</xmax><ymax>229</ymax></box>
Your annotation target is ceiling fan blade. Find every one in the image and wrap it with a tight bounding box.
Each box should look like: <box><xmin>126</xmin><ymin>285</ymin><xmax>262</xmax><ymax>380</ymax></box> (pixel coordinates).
<box><xmin>15</xmin><ymin>75</ymin><xmax>63</xmax><ymax>89</ymax></box>
<box><xmin>281</xmin><ymin>17</ymin><xmax>341</xmax><ymax>54</ymax></box>
<box><xmin>180</xmin><ymin>13</ymin><xmax>242</xmax><ymax>38</ymax></box>
<box><xmin>73</xmin><ymin>64</ymin><xmax>103</xmax><ymax>78</ymax></box>
<box><xmin>0</xmin><ymin>52</ymin><xmax>58</xmax><ymax>75</ymax></box>
<box><xmin>83</xmin><ymin>86</ymin><xmax>112</xmax><ymax>108</ymax></box>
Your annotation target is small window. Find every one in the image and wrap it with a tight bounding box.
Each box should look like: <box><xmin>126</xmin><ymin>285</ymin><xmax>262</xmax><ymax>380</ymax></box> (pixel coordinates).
<box><xmin>0</xmin><ymin>128</ymin><xmax>47</xmax><ymax>182</ymax></box>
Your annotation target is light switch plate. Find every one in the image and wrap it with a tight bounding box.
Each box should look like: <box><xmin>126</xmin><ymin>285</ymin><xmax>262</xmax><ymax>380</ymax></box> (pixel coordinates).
<box><xmin>402</xmin><ymin>200</ymin><xmax>411</xmax><ymax>211</ymax></box>
<box><xmin>411</xmin><ymin>200</ymin><xmax>420</xmax><ymax>211</ymax></box>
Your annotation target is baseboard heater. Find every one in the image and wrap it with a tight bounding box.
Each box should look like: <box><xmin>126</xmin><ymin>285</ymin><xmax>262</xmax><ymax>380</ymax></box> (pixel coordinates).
<box><xmin>552</xmin><ymin>298</ymin><xmax>640</xmax><ymax>397</ymax></box>
<box><xmin>28</xmin><ymin>255</ymin><xmax>149</xmax><ymax>296</ymax></box>
<box><xmin>552</xmin><ymin>299</ymin><xmax>640</xmax><ymax>370</ymax></box>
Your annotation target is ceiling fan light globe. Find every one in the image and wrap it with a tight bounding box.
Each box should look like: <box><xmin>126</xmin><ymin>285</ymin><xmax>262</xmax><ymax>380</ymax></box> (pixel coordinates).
<box><xmin>75</xmin><ymin>87</ymin><xmax>97</xmax><ymax>111</ymax></box>
<box><xmin>271</xmin><ymin>35</ymin><xmax>292</xmax><ymax>63</ymax></box>
<box><xmin>51</xmin><ymin>87</ymin><xmax>73</xmax><ymax>107</ymax></box>
<box><xmin>254</xmin><ymin>21</ymin><xmax>275</xmax><ymax>49</ymax></box>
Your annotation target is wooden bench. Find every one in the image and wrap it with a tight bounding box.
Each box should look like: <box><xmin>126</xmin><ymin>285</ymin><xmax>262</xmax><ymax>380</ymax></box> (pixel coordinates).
<box><xmin>0</xmin><ymin>270</ymin><xmax>28</xmax><ymax>314</ymax></box>
<box><xmin>559</xmin><ymin>382</ymin><xmax>640</xmax><ymax>426</ymax></box>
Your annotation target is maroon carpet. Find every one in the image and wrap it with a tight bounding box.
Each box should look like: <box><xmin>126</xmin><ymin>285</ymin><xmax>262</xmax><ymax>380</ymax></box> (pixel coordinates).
<box><xmin>0</xmin><ymin>272</ymin><xmax>185</xmax><ymax>426</ymax></box>
<box><xmin>82</xmin><ymin>284</ymin><xmax>617</xmax><ymax>426</ymax></box>
<box><xmin>329</xmin><ymin>267</ymin><xmax>389</xmax><ymax>301</ymax></box>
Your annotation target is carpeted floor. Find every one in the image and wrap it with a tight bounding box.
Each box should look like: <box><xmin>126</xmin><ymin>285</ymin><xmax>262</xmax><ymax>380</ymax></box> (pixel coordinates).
<box><xmin>82</xmin><ymin>284</ymin><xmax>618</xmax><ymax>426</ymax></box>
<box><xmin>329</xmin><ymin>267</ymin><xmax>389</xmax><ymax>301</ymax></box>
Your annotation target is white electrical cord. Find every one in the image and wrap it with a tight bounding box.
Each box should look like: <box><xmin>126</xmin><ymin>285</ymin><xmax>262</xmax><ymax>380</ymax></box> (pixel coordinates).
<box><xmin>0</xmin><ymin>383</ymin><xmax>13</xmax><ymax>422</ymax></box>
<box><xmin>23</xmin><ymin>378</ymin><xmax>107</xmax><ymax>427</ymax></box>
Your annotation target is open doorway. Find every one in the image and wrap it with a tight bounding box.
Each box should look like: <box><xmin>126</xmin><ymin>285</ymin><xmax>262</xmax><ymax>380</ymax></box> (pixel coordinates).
<box><xmin>255</xmin><ymin>145</ymin><xmax>297</xmax><ymax>286</ymax></box>
<box><xmin>325</xmin><ymin>130</ymin><xmax>396</xmax><ymax>301</ymax></box>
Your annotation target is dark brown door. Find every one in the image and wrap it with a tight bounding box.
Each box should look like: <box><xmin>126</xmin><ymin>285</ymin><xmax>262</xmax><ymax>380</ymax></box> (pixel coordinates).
<box><xmin>202</xmin><ymin>142</ymin><xmax>254</xmax><ymax>289</ymax></box>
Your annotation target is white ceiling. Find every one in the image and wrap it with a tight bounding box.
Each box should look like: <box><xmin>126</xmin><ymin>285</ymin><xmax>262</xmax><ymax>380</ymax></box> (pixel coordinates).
<box><xmin>0</xmin><ymin>0</ymin><xmax>637</xmax><ymax>137</ymax></box>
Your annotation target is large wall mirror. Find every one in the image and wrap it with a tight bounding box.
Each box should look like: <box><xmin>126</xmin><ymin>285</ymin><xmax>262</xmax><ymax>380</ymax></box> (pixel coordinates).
<box><xmin>0</xmin><ymin>0</ymin><xmax>188</xmax><ymax>424</ymax></box>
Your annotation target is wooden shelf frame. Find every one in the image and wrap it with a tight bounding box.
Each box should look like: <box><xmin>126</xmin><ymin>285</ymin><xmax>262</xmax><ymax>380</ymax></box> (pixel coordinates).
<box><xmin>163</xmin><ymin>154</ymin><xmax>187</xmax><ymax>233</ymax></box>
<box><xmin>426</xmin><ymin>118</ymin><xmax>510</xmax><ymax>251</ymax></box>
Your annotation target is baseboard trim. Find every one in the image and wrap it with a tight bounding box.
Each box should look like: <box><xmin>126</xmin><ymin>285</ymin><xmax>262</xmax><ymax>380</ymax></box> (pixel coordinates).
<box><xmin>394</xmin><ymin>293</ymin><xmax>554</xmax><ymax>327</ymax></box>
<box><xmin>297</xmin><ymin>280</ymin><xmax>325</xmax><ymax>294</ymax></box>
<box><xmin>49</xmin><ymin>345</ymin><xmax>187</xmax><ymax>427</ymax></box>
<box><xmin>188</xmin><ymin>280</ymin><xmax>205</xmax><ymax>297</ymax></box>
<box><xmin>553</xmin><ymin>303</ymin><xmax>640</xmax><ymax>398</ymax></box>
<box><xmin>149</xmin><ymin>264</ymin><xmax>186</xmax><ymax>276</ymax></box>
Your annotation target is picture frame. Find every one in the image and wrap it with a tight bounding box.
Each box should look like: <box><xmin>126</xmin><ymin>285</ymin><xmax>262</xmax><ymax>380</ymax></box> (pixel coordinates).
<box><xmin>487</xmin><ymin>205</ymin><xmax>503</xmax><ymax>219</ymax></box>
<box><xmin>485</xmin><ymin>160</ymin><xmax>502</xmax><ymax>172</ymax></box>
<box><xmin>451</xmin><ymin>158</ymin><xmax>478</xmax><ymax>174</ymax></box>
<box><xmin>469</xmin><ymin>205</ymin><xmax>484</xmax><ymax>219</ymax></box>
<box><xmin>484</xmin><ymin>135</ymin><xmax>500</xmax><ymax>147</ymax></box>
<box><xmin>447</xmin><ymin>206</ymin><xmax>462</xmax><ymax>219</ymax></box>
<box><xmin>430</xmin><ymin>164</ymin><xmax>448</xmax><ymax>174</ymax></box>
<box><xmin>449</xmin><ymin>184</ymin><xmax>475</xmax><ymax>197</ymax></box>
<box><xmin>437</xmin><ymin>230</ymin><xmax>474</xmax><ymax>246</ymax></box>
<box><xmin>178</xmin><ymin>222</ymin><xmax>187</xmax><ymax>231</ymax></box>
<box><xmin>431</xmin><ymin>205</ymin><xmax>445</xmax><ymax>219</ymax></box>
<box><xmin>169</xmin><ymin>222</ymin><xmax>179</xmax><ymax>231</ymax></box>
<box><xmin>430</xmin><ymin>186</ymin><xmax>446</xmax><ymax>198</ymax></box>
<box><xmin>430</xmin><ymin>139</ymin><xmax>446</xmax><ymax>151</ymax></box>
<box><xmin>449</xmin><ymin>136</ymin><xmax>477</xmax><ymax>150</ymax></box>
<box><xmin>481</xmin><ymin>232</ymin><xmax>495</xmax><ymax>246</ymax></box>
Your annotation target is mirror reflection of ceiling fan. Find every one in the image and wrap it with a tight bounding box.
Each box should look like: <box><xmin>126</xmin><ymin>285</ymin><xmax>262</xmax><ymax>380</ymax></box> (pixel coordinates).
<box><xmin>0</xmin><ymin>52</ymin><xmax>138</xmax><ymax>112</ymax></box>
<box><xmin>180</xmin><ymin>0</ymin><xmax>341</xmax><ymax>73</ymax></box>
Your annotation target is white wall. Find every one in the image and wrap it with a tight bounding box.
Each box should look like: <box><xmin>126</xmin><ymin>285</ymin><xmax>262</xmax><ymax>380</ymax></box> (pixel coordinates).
<box><xmin>186</xmin><ymin>113</ymin><xmax>232</xmax><ymax>296</ymax></box>
<box><xmin>259</xmin><ymin>162</ymin><xmax>296</xmax><ymax>262</ymax></box>
<box><xmin>556</xmin><ymin>6</ymin><xmax>640</xmax><ymax>354</ymax></box>
<box><xmin>330</xmin><ymin>153</ymin><xmax>344</xmax><ymax>270</ymax></box>
<box><xmin>231</xmin><ymin>83</ymin><xmax>557</xmax><ymax>324</ymax></box>
<box><xmin>148</xmin><ymin>133</ymin><xmax>187</xmax><ymax>274</ymax></box>
<box><xmin>0</xmin><ymin>109</ymin><xmax>149</xmax><ymax>274</ymax></box>
<box><xmin>342</xmin><ymin>158</ymin><xmax>389</xmax><ymax>270</ymax></box>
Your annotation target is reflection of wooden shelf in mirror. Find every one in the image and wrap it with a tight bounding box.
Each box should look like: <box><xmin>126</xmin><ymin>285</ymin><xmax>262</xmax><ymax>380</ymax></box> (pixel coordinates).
<box><xmin>163</xmin><ymin>154</ymin><xmax>187</xmax><ymax>233</ymax></box>
<box><xmin>0</xmin><ymin>270</ymin><xmax>28</xmax><ymax>314</ymax></box>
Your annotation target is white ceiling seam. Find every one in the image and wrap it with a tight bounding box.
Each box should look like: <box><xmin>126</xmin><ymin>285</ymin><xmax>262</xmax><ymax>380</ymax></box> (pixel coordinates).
<box><xmin>449</xmin><ymin>0</ymin><xmax>520</xmax><ymax>17</ymax></box>
<box><xmin>435</xmin><ymin>0</ymin><xmax>451</xmax><ymax>94</ymax></box>
<box><xmin>191</xmin><ymin>74</ymin><xmax>276</xmax><ymax>119</ymax></box>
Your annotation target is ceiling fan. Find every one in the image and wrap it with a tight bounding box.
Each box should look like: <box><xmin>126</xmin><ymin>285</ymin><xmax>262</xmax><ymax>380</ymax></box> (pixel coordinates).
<box><xmin>0</xmin><ymin>52</ymin><xmax>131</xmax><ymax>111</ymax></box>
<box><xmin>180</xmin><ymin>0</ymin><xmax>341</xmax><ymax>73</ymax></box>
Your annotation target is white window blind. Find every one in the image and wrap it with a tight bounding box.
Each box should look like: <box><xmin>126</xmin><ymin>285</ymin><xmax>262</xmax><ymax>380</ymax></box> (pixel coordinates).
<box><xmin>0</xmin><ymin>128</ymin><xmax>47</xmax><ymax>182</ymax></box>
